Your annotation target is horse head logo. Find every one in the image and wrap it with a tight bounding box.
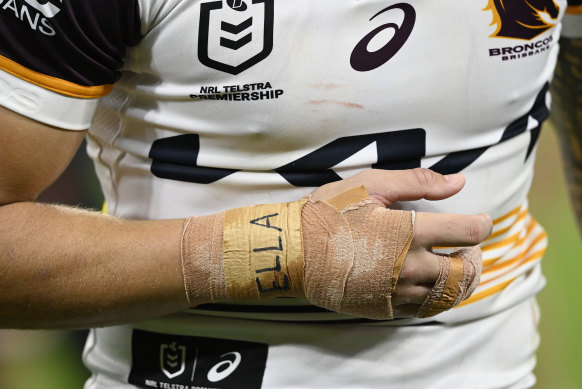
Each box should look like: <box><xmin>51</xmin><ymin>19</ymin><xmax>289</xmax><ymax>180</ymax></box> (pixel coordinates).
<box><xmin>484</xmin><ymin>0</ymin><xmax>560</xmax><ymax>40</ymax></box>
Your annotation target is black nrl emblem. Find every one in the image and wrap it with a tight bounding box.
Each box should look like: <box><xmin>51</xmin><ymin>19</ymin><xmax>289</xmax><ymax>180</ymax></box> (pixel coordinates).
<box><xmin>198</xmin><ymin>0</ymin><xmax>274</xmax><ymax>75</ymax></box>
<box><xmin>351</xmin><ymin>3</ymin><xmax>416</xmax><ymax>71</ymax></box>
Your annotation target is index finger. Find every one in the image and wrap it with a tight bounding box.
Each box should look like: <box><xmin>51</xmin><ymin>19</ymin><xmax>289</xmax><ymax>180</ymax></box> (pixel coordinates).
<box><xmin>412</xmin><ymin>212</ymin><xmax>493</xmax><ymax>248</ymax></box>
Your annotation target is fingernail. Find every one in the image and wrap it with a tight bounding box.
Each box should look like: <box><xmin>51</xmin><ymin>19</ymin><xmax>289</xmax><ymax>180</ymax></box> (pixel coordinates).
<box><xmin>444</xmin><ymin>173</ymin><xmax>464</xmax><ymax>185</ymax></box>
<box><xmin>479</xmin><ymin>213</ymin><xmax>493</xmax><ymax>223</ymax></box>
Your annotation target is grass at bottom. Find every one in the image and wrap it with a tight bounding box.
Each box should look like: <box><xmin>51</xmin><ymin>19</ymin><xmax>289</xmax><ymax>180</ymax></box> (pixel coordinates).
<box><xmin>0</xmin><ymin>330</ymin><xmax>89</xmax><ymax>389</ymax></box>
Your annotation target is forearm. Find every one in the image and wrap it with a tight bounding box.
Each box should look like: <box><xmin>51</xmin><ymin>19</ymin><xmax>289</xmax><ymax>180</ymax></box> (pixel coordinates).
<box><xmin>0</xmin><ymin>202</ymin><xmax>188</xmax><ymax>329</ymax></box>
<box><xmin>551</xmin><ymin>37</ymin><xmax>582</xmax><ymax>234</ymax></box>
<box><xmin>0</xmin><ymin>167</ymin><xmax>492</xmax><ymax>329</ymax></box>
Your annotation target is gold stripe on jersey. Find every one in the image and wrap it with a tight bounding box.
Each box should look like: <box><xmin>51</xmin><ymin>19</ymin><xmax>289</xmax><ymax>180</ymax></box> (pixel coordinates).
<box><xmin>457</xmin><ymin>278</ymin><xmax>515</xmax><ymax>307</ymax></box>
<box><xmin>0</xmin><ymin>54</ymin><xmax>113</xmax><ymax>99</ymax></box>
<box><xmin>481</xmin><ymin>238</ymin><xmax>545</xmax><ymax>283</ymax></box>
<box><xmin>458</xmin><ymin>249</ymin><xmax>545</xmax><ymax>307</ymax></box>
<box><xmin>480</xmin><ymin>228</ymin><xmax>542</xmax><ymax>274</ymax></box>
<box><xmin>481</xmin><ymin>231</ymin><xmax>521</xmax><ymax>252</ymax></box>
<box><xmin>456</xmin><ymin>204</ymin><xmax>547</xmax><ymax>308</ymax></box>
<box><xmin>491</xmin><ymin>205</ymin><xmax>522</xmax><ymax>225</ymax></box>
<box><xmin>566</xmin><ymin>5</ymin><xmax>582</xmax><ymax>14</ymax></box>
<box><xmin>481</xmin><ymin>210</ymin><xmax>532</xmax><ymax>267</ymax></box>
<box><xmin>484</xmin><ymin>208</ymin><xmax>527</xmax><ymax>242</ymax></box>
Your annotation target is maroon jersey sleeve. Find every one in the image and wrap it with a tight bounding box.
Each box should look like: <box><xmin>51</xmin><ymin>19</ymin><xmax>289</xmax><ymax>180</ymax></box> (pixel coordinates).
<box><xmin>0</xmin><ymin>0</ymin><xmax>141</xmax><ymax>98</ymax></box>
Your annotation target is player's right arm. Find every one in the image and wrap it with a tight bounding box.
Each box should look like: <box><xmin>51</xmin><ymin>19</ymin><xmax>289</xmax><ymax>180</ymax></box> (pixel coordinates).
<box><xmin>0</xmin><ymin>106</ymin><xmax>192</xmax><ymax>328</ymax></box>
<box><xmin>0</xmin><ymin>0</ymin><xmax>195</xmax><ymax>329</ymax></box>
<box><xmin>0</xmin><ymin>109</ymin><xmax>491</xmax><ymax>328</ymax></box>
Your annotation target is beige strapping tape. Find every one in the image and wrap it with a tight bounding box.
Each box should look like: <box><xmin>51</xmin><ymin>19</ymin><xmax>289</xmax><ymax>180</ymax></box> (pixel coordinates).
<box><xmin>223</xmin><ymin>200</ymin><xmax>306</xmax><ymax>300</ymax></box>
<box><xmin>326</xmin><ymin>186</ymin><xmax>370</xmax><ymax>211</ymax></box>
<box><xmin>390</xmin><ymin>213</ymin><xmax>415</xmax><ymax>295</ymax></box>
<box><xmin>421</xmin><ymin>254</ymin><xmax>465</xmax><ymax>317</ymax></box>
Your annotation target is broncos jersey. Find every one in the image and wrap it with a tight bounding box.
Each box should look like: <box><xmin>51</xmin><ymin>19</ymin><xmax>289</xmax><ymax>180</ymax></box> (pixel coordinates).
<box><xmin>1</xmin><ymin>0</ymin><xmax>581</xmax><ymax>319</ymax></box>
<box><xmin>1</xmin><ymin>0</ymin><xmax>581</xmax><ymax>386</ymax></box>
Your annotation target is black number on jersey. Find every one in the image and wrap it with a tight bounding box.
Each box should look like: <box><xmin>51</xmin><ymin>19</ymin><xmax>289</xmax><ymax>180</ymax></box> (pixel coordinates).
<box><xmin>149</xmin><ymin>133</ymin><xmax>239</xmax><ymax>184</ymax></box>
<box><xmin>149</xmin><ymin>129</ymin><xmax>425</xmax><ymax>187</ymax></box>
<box><xmin>149</xmin><ymin>83</ymin><xmax>549</xmax><ymax>186</ymax></box>
<box><xmin>275</xmin><ymin>129</ymin><xmax>425</xmax><ymax>186</ymax></box>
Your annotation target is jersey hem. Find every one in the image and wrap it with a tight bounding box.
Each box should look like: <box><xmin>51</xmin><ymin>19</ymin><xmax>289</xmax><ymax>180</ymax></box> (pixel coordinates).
<box><xmin>0</xmin><ymin>69</ymin><xmax>99</xmax><ymax>130</ymax></box>
<box><xmin>0</xmin><ymin>54</ymin><xmax>113</xmax><ymax>99</ymax></box>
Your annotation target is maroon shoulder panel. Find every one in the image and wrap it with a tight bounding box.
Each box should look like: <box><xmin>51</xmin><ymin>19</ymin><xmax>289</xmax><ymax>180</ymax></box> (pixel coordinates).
<box><xmin>0</xmin><ymin>0</ymin><xmax>141</xmax><ymax>87</ymax></box>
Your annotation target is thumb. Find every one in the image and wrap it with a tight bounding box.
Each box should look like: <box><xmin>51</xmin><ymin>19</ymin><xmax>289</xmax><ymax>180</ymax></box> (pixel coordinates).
<box><xmin>360</xmin><ymin>169</ymin><xmax>466</xmax><ymax>207</ymax></box>
<box><xmin>309</xmin><ymin>168</ymin><xmax>465</xmax><ymax>206</ymax></box>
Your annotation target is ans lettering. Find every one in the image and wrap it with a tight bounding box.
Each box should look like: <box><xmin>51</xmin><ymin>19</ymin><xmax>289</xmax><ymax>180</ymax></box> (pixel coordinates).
<box><xmin>0</xmin><ymin>0</ymin><xmax>57</xmax><ymax>36</ymax></box>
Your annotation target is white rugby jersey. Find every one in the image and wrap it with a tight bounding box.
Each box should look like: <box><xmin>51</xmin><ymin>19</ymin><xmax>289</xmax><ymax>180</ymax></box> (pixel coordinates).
<box><xmin>1</xmin><ymin>0</ymin><xmax>581</xmax><ymax>320</ymax></box>
<box><xmin>1</xmin><ymin>1</ymin><xmax>582</xmax><ymax>384</ymax></box>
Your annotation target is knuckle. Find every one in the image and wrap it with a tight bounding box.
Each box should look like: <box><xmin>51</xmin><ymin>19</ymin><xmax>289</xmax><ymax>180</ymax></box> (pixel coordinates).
<box><xmin>398</xmin><ymin>263</ymin><xmax>414</xmax><ymax>282</ymax></box>
<box><xmin>466</xmin><ymin>221</ymin><xmax>485</xmax><ymax>245</ymax></box>
<box><xmin>412</xmin><ymin>168</ymin><xmax>436</xmax><ymax>187</ymax></box>
<box><xmin>399</xmin><ymin>258</ymin><xmax>420</xmax><ymax>283</ymax></box>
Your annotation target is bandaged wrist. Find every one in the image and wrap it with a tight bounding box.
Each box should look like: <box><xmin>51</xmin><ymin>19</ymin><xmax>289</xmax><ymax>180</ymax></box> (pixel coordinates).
<box><xmin>180</xmin><ymin>201</ymin><xmax>307</xmax><ymax>305</ymax></box>
<box><xmin>180</xmin><ymin>186</ymin><xmax>481</xmax><ymax>319</ymax></box>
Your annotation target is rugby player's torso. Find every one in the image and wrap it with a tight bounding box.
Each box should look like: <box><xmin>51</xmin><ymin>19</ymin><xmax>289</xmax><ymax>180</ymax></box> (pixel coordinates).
<box><xmin>84</xmin><ymin>0</ymin><xmax>560</xmax><ymax>322</ymax></box>
<box><xmin>92</xmin><ymin>0</ymin><xmax>563</xmax><ymax>221</ymax></box>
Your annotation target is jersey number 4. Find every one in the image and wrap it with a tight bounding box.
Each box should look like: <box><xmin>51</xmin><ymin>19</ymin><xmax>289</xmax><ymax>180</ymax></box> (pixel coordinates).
<box><xmin>149</xmin><ymin>83</ymin><xmax>549</xmax><ymax>187</ymax></box>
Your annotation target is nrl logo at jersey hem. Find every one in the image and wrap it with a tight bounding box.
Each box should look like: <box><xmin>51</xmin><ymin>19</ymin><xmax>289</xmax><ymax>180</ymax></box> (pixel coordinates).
<box><xmin>198</xmin><ymin>0</ymin><xmax>274</xmax><ymax>75</ymax></box>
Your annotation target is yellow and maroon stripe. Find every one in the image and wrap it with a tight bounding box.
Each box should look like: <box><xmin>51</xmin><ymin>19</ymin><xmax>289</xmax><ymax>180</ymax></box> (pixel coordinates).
<box><xmin>0</xmin><ymin>54</ymin><xmax>112</xmax><ymax>99</ymax></box>
<box><xmin>458</xmin><ymin>204</ymin><xmax>547</xmax><ymax>307</ymax></box>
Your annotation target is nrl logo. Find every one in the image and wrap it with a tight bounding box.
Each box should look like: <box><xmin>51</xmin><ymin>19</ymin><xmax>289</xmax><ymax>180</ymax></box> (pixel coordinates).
<box><xmin>160</xmin><ymin>342</ymin><xmax>187</xmax><ymax>379</ymax></box>
<box><xmin>198</xmin><ymin>0</ymin><xmax>274</xmax><ymax>75</ymax></box>
<box><xmin>484</xmin><ymin>0</ymin><xmax>560</xmax><ymax>40</ymax></box>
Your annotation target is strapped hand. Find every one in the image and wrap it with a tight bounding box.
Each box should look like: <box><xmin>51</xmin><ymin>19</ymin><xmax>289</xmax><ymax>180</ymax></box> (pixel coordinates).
<box><xmin>180</xmin><ymin>168</ymin><xmax>492</xmax><ymax>319</ymax></box>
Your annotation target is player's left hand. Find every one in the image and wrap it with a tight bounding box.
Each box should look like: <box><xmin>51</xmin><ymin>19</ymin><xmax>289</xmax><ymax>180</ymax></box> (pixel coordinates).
<box><xmin>309</xmin><ymin>168</ymin><xmax>492</xmax><ymax>318</ymax></box>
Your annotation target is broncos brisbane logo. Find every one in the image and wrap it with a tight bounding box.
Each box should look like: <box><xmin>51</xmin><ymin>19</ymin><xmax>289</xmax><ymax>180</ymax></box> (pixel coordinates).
<box><xmin>485</xmin><ymin>0</ymin><xmax>560</xmax><ymax>40</ymax></box>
